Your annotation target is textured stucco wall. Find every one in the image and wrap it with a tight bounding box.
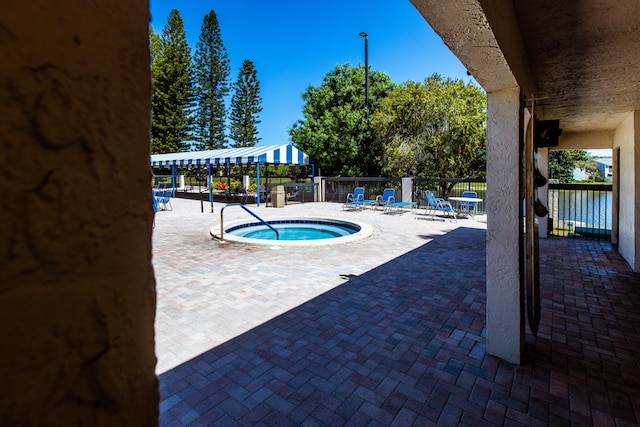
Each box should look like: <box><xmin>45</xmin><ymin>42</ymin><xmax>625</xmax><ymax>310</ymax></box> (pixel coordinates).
<box><xmin>0</xmin><ymin>1</ymin><xmax>158</xmax><ymax>425</ymax></box>
<box><xmin>555</xmin><ymin>131</ymin><xmax>614</xmax><ymax>151</ymax></box>
<box><xmin>614</xmin><ymin>112</ymin><xmax>639</xmax><ymax>271</ymax></box>
<box><xmin>485</xmin><ymin>88</ymin><xmax>524</xmax><ymax>364</ymax></box>
<box><xmin>411</xmin><ymin>0</ymin><xmax>535</xmax><ymax>94</ymax></box>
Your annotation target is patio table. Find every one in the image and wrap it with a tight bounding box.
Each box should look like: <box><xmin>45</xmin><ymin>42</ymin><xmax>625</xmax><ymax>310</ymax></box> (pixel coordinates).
<box><xmin>448</xmin><ymin>196</ymin><xmax>483</xmax><ymax>219</ymax></box>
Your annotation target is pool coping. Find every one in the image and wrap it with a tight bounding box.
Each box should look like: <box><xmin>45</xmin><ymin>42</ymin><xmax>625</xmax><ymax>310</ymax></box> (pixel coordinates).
<box><xmin>211</xmin><ymin>216</ymin><xmax>374</xmax><ymax>247</ymax></box>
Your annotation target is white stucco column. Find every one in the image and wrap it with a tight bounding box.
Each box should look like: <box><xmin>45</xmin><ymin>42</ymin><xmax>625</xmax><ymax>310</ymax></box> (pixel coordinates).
<box><xmin>486</xmin><ymin>87</ymin><xmax>525</xmax><ymax>364</ymax></box>
<box><xmin>401</xmin><ymin>177</ymin><xmax>413</xmax><ymax>202</ymax></box>
<box><xmin>314</xmin><ymin>176</ymin><xmax>323</xmax><ymax>202</ymax></box>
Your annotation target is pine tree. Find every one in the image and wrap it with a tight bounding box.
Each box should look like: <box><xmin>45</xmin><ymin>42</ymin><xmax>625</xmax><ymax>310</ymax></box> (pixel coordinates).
<box><xmin>229</xmin><ymin>59</ymin><xmax>263</xmax><ymax>148</ymax></box>
<box><xmin>150</xmin><ymin>26</ymin><xmax>162</xmax><ymax>149</ymax></box>
<box><xmin>193</xmin><ymin>10</ymin><xmax>230</xmax><ymax>150</ymax></box>
<box><xmin>150</xmin><ymin>26</ymin><xmax>162</xmax><ymax>66</ymax></box>
<box><xmin>151</xmin><ymin>9</ymin><xmax>194</xmax><ymax>154</ymax></box>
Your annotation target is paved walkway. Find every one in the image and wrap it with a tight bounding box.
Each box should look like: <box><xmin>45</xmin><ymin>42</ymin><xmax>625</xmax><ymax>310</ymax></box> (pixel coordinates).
<box><xmin>154</xmin><ymin>197</ymin><xmax>640</xmax><ymax>426</ymax></box>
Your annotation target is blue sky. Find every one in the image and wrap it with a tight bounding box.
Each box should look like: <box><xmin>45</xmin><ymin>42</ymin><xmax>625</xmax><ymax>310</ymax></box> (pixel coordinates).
<box><xmin>150</xmin><ymin>0</ymin><xmax>475</xmax><ymax>147</ymax></box>
<box><xmin>150</xmin><ymin>1</ymin><xmax>612</xmax><ymax>158</ymax></box>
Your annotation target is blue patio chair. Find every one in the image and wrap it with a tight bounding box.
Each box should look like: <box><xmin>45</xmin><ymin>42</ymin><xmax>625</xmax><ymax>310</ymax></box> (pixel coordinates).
<box><xmin>460</xmin><ymin>191</ymin><xmax>478</xmax><ymax>217</ymax></box>
<box><xmin>152</xmin><ymin>191</ymin><xmax>160</xmax><ymax>228</ymax></box>
<box><xmin>286</xmin><ymin>189</ymin><xmax>300</xmax><ymax>203</ymax></box>
<box><xmin>156</xmin><ymin>189</ymin><xmax>173</xmax><ymax>211</ymax></box>
<box><xmin>343</xmin><ymin>187</ymin><xmax>375</xmax><ymax>210</ymax></box>
<box><xmin>425</xmin><ymin>190</ymin><xmax>456</xmax><ymax>222</ymax></box>
<box><xmin>376</xmin><ymin>188</ymin><xmax>395</xmax><ymax>208</ymax></box>
<box><xmin>152</xmin><ymin>190</ymin><xmax>160</xmax><ymax>212</ymax></box>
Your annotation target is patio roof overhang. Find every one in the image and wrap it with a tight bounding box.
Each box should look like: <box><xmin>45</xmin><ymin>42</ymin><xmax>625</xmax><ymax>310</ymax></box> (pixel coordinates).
<box><xmin>150</xmin><ymin>144</ymin><xmax>310</xmax><ymax>168</ymax></box>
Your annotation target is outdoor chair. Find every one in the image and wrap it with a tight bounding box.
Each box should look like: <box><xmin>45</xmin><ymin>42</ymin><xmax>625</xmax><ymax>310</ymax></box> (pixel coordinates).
<box><xmin>286</xmin><ymin>190</ymin><xmax>300</xmax><ymax>203</ymax></box>
<box><xmin>383</xmin><ymin>200</ymin><xmax>418</xmax><ymax>214</ymax></box>
<box><xmin>376</xmin><ymin>188</ymin><xmax>395</xmax><ymax>208</ymax></box>
<box><xmin>343</xmin><ymin>187</ymin><xmax>375</xmax><ymax>210</ymax></box>
<box><xmin>424</xmin><ymin>190</ymin><xmax>456</xmax><ymax>222</ymax></box>
<box><xmin>239</xmin><ymin>188</ymin><xmax>251</xmax><ymax>204</ymax></box>
<box><xmin>152</xmin><ymin>191</ymin><xmax>159</xmax><ymax>228</ymax></box>
<box><xmin>152</xmin><ymin>191</ymin><xmax>160</xmax><ymax>213</ymax></box>
<box><xmin>459</xmin><ymin>191</ymin><xmax>478</xmax><ymax>217</ymax></box>
<box><xmin>156</xmin><ymin>189</ymin><xmax>173</xmax><ymax>211</ymax></box>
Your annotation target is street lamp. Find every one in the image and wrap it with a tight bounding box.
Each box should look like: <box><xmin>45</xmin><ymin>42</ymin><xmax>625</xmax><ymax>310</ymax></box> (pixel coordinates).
<box><xmin>359</xmin><ymin>32</ymin><xmax>370</xmax><ymax>176</ymax></box>
<box><xmin>359</xmin><ymin>32</ymin><xmax>369</xmax><ymax>117</ymax></box>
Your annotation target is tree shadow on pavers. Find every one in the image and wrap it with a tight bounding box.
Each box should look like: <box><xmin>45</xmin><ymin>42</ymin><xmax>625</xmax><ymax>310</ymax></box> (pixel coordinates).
<box><xmin>159</xmin><ymin>227</ymin><xmax>501</xmax><ymax>425</ymax></box>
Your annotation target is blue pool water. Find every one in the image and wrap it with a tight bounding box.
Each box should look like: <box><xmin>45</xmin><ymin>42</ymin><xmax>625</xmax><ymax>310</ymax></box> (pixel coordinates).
<box><xmin>226</xmin><ymin>219</ymin><xmax>360</xmax><ymax>241</ymax></box>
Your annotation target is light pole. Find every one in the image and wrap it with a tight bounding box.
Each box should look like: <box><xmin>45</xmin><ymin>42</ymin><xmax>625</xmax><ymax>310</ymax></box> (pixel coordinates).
<box><xmin>359</xmin><ymin>31</ymin><xmax>369</xmax><ymax>175</ymax></box>
<box><xmin>359</xmin><ymin>32</ymin><xmax>369</xmax><ymax>117</ymax></box>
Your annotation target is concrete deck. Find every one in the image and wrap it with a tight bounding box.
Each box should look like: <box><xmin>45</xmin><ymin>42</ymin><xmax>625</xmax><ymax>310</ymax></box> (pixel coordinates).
<box><xmin>154</xmin><ymin>197</ymin><xmax>640</xmax><ymax>426</ymax></box>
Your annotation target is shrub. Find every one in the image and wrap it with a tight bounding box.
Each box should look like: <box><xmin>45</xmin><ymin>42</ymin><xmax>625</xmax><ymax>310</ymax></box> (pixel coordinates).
<box><xmin>213</xmin><ymin>181</ymin><xmax>229</xmax><ymax>190</ymax></box>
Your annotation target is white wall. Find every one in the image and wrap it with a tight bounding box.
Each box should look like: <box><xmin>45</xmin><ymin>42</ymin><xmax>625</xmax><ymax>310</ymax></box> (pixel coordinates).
<box><xmin>614</xmin><ymin>111</ymin><xmax>640</xmax><ymax>271</ymax></box>
<box><xmin>556</xmin><ymin>131</ymin><xmax>614</xmax><ymax>150</ymax></box>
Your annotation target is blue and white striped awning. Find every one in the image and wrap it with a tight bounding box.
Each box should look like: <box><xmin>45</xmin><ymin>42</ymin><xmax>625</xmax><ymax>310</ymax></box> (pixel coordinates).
<box><xmin>150</xmin><ymin>144</ymin><xmax>310</xmax><ymax>168</ymax></box>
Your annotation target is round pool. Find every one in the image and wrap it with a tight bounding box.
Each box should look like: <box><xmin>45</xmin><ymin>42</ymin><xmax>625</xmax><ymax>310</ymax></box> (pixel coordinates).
<box><xmin>211</xmin><ymin>217</ymin><xmax>373</xmax><ymax>247</ymax></box>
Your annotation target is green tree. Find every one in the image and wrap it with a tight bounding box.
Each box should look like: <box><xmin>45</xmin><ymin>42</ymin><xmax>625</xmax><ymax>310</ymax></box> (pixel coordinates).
<box><xmin>289</xmin><ymin>63</ymin><xmax>395</xmax><ymax>176</ymax></box>
<box><xmin>151</xmin><ymin>9</ymin><xmax>194</xmax><ymax>154</ymax></box>
<box><xmin>229</xmin><ymin>59</ymin><xmax>263</xmax><ymax>148</ymax></box>
<box><xmin>372</xmin><ymin>74</ymin><xmax>486</xmax><ymax>194</ymax></box>
<box><xmin>193</xmin><ymin>10</ymin><xmax>230</xmax><ymax>150</ymax></box>
<box><xmin>150</xmin><ymin>26</ymin><xmax>162</xmax><ymax>147</ymax></box>
<box><xmin>549</xmin><ymin>150</ymin><xmax>590</xmax><ymax>183</ymax></box>
<box><xmin>150</xmin><ymin>26</ymin><xmax>162</xmax><ymax>65</ymax></box>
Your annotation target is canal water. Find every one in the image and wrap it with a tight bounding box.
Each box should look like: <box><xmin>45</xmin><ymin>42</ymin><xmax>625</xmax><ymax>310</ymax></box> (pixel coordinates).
<box><xmin>549</xmin><ymin>189</ymin><xmax>612</xmax><ymax>237</ymax></box>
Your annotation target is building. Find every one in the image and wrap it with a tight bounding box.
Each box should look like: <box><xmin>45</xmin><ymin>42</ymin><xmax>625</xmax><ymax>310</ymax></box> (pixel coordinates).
<box><xmin>573</xmin><ymin>156</ymin><xmax>613</xmax><ymax>182</ymax></box>
<box><xmin>411</xmin><ymin>0</ymin><xmax>640</xmax><ymax>363</ymax></box>
<box><xmin>2</xmin><ymin>0</ymin><xmax>638</xmax><ymax>424</ymax></box>
<box><xmin>597</xmin><ymin>157</ymin><xmax>614</xmax><ymax>182</ymax></box>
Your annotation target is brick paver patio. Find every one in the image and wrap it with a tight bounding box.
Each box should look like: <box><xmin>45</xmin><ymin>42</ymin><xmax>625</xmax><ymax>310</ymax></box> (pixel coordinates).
<box><xmin>154</xmin><ymin>197</ymin><xmax>640</xmax><ymax>426</ymax></box>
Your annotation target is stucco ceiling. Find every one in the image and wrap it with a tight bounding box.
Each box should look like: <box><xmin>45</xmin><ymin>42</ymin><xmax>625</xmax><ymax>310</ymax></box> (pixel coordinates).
<box><xmin>411</xmin><ymin>0</ymin><xmax>640</xmax><ymax>134</ymax></box>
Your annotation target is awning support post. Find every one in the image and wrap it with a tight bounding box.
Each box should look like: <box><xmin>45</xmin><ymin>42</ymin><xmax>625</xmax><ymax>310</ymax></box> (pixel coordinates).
<box><xmin>208</xmin><ymin>163</ymin><xmax>213</xmax><ymax>212</ymax></box>
<box><xmin>171</xmin><ymin>163</ymin><xmax>176</xmax><ymax>197</ymax></box>
<box><xmin>256</xmin><ymin>163</ymin><xmax>261</xmax><ymax>207</ymax></box>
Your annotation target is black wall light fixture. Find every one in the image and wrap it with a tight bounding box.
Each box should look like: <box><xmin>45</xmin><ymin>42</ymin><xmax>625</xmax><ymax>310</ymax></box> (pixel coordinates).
<box><xmin>535</xmin><ymin>119</ymin><xmax>563</xmax><ymax>148</ymax></box>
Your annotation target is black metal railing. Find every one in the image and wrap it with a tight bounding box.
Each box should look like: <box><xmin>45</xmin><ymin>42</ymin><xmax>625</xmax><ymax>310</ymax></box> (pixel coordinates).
<box><xmin>321</xmin><ymin>177</ymin><xmax>486</xmax><ymax>213</ymax></box>
<box><xmin>321</xmin><ymin>177</ymin><xmax>402</xmax><ymax>203</ymax></box>
<box><xmin>217</xmin><ymin>203</ymin><xmax>279</xmax><ymax>242</ymax></box>
<box><xmin>548</xmin><ymin>183</ymin><xmax>612</xmax><ymax>240</ymax></box>
<box><xmin>267</xmin><ymin>183</ymin><xmax>317</xmax><ymax>204</ymax></box>
<box><xmin>413</xmin><ymin>178</ymin><xmax>486</xmax><ymax>213</ymax></box>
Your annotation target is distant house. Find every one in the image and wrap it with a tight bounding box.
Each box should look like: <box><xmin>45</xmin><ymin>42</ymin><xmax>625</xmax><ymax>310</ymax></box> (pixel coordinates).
<box><xmin>597</xmin><ymin>157</ymin><xmax>614</xmax><ymax>181</ymax></box>
<box><xmin>574</xmin><ymin>157</ymin><xmax>613</xmax><ymax>182</ymax></box>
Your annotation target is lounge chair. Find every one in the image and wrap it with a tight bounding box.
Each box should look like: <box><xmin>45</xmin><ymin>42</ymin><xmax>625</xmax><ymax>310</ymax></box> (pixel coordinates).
<box><xmin>343</xmin><ymin>187</ymin><xmax>375</xmax><ymax>210</ymax></box>
<box><xmin>384</xmin><ymin>201</ymin><xmax>418</xmax><ymax>214</ymax></box>
<box><xmin>286</xmin><ymin>190</ymin><xmax>300</xmax><ymax>203</ymax></box>
<box><xmin>375</xmin><ymin>188</ymin><xmax>396</xmax><ymax>209</ymax></box>
<box><xmin>424</xmin><ymin>190</ymin><xmax>456</xmax><ymax>222</ymax></box>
